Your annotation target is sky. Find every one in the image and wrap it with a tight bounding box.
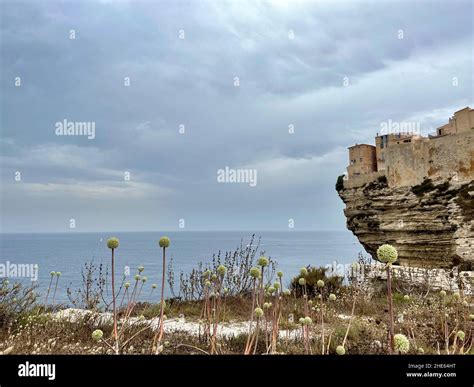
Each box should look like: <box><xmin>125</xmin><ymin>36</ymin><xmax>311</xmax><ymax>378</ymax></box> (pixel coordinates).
<box><xmin>0</xmin><ymin>0</ymin><xmax>473</xmax><ymax>233</ymax></box>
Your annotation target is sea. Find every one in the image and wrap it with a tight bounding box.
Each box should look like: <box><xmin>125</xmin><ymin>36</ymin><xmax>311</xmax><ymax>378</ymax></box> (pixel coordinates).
<box><xmin>0</xmin><ymin>231</ymin><xmax>367</xmax><ymax>304</ymax></box>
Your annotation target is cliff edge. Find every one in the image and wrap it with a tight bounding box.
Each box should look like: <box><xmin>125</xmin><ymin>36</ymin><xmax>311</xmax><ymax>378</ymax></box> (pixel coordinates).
<box><xmin>337</xmin><ymin>177</ymin><xmax>473</xmax><ymax>269</ymax></box>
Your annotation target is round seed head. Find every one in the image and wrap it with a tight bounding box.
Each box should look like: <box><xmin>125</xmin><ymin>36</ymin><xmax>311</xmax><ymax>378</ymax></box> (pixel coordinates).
<box><xmin>299</xmin><ymin>267</ymin><xmax>308</xmax><ymax>276</ymax></box>
<box><xmin>92</xmin><ymin>329</ymin><xmax>103</xmax><ymax>341</ymax></box>
<box><xmin>107</xmin><ymin>237</ymin><xmax>119</xmax><ymax>249</ymax></box>
<box><xmin>217</xmin><ymin>265</ymin><xmax>227</xmax><ymax>276</ymax></box>
<box><xmin>393</xmin><ymin>333</ymin><xmax>410</xmax><ymax>354</ymax></box>
<box><xmin>329</xmin><ymin>293</ymin><xmax>336</xmax><ymax>301</ymax></box>
<box><xmin>258</xmin><ymin>256</ymin><xmax>269</xmax><ymax>267</ymax></box>
<box><xmin>317</xmin><ymin>280</ymin><xmax>325</xmax><ymax>288</ymax></box>
<box><xmin>254</xmin><ymin>307</ymin><xmax>264</xmax><ymax>318</ymax></box>
<box><xmin>376</xmin><ymin>244</ymin><xmax>398</xmax><ymax>264</ymax></box>
<box><xmin>277</xmin><ymin>271</ymin><xmax>283</xmax><ymax>278</ymax></box>
<box><xmin>298</xmin><ymin>278</ymin><xmax>306</xmax><ymax>286</ymax></box>
<box><xmin>138</xmin><ymin>266</ymin><xmax>144</xmax><ymax>273</ymax></box>
<box><xmin>456</xmin><ymin>331</ymin><xmax>465</xmax><ymax>341</ymax></box>
<box><xmin>250</xmin><ymin>267</ymin><xmax>261</xmax><ymax>279</ymax></box>
<box><xmin>336</xmin><ymin>345</ymin><xmax>345</xmax><ymax>355</ymax></box>
<box><xmin>158</xmin><ymin>236</ymin><xmax>170</xmax><ymax>248</ymax></box>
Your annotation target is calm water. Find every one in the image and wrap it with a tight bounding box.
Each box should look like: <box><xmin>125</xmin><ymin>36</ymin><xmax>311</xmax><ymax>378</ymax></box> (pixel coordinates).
<box><xmin>0</xmin><ymin>231</ymin><xmax>366</xmax><ymax>303</ymax></box>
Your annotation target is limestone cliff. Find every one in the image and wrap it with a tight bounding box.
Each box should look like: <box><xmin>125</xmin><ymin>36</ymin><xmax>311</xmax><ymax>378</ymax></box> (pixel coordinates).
<box><xmin>338</xmin><ymin>177</ymin><xmax>474</xmax><ymax>269</ymax></box>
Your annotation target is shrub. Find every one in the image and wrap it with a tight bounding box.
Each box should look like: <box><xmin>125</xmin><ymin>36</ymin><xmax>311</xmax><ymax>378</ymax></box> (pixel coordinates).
<box><xmin>336</xmin><ymin>175</ymin><xmax>345</xmax><ymax>192</ymax></box>
<box><xmin>411</xmin><ymin>178</ymin><xmax>435</xmax><ymax>196</ymax></box>
<box><xmin>0</xmin><ymin>279</ymin><xmax>38</xmax><ymax>328</ymax></box>
<box><xmin>290</xmin><ymin>266</ymin><xmax>343</xmax><ymax>297</ymax></box>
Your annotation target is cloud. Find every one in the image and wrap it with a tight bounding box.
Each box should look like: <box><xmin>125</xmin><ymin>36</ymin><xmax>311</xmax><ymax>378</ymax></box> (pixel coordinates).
<box><xmin>0</xmin><ymin>0</ymin><xmax>472</xmax><ymax>232</ymax></box>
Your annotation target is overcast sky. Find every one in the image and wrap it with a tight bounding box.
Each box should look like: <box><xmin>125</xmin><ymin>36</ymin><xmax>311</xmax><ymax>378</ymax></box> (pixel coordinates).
<box><xmin>0</xmin><ymin>0</ymin><xmax>472</xmax><ymax>233</ymax></box>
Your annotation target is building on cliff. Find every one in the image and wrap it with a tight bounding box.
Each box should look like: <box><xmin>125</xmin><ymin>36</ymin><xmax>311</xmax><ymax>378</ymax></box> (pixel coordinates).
<box><xmin>338</xmin><ymin>107</ymin><xmax>474</xmax><ymax>269</ymax></box>
<box><xmin>345</xmin><ymin>107</ymin><xmax>474</xmax><ymax>189</ymax></box>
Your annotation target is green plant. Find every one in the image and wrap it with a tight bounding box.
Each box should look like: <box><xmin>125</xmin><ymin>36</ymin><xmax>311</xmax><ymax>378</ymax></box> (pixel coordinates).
<box><xmin>377</xmin><ymin>244</ymin><xmax>398</xmax><ymax>353</ymax></box>
<box><xmin>106</xmin><ymin>237</ymin><xmax>120</xmax><ymax>354</ymax></box>
<box><xmin>153</xmin><ymin>236</ymin><xmax>171</xmax><ymax>353</ymax></box>
<box><xmin>336</xmin><ymin>175</ymin><xmax>345</xmax><ymax>192</ymax></box>
<box><xmin>290</xmin><ymin>266</ymin><xmax>343</xmax><ymax>297</ymax></box>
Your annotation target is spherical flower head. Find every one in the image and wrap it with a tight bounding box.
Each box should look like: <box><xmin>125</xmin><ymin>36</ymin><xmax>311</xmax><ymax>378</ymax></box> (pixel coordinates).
<box><xmin>453</xmin><ymin>292</ymin><xmax>461</xmax><ymax>301</ymax></box>
<box><xmin>299</xmin><ymin>317</ymin><xmax>305</xmax><ymax>325</ymax></box>
<box><xmin>138</xmin><ymin>266</ymin><xmax>144</xmax><ymax>273</ymax></box>
<box><xmin>277</xmin><ymin>271</ymin><xmax>283</xmax><ymax>278</ymax></box>
<box><xmin>439</xmin><ymin>290</ymin><xmax>446</xmax><ymax>298</ymax></box>
<box><xmin>211</xmin><ymin>273</ymin><xmax>217</xmax><ymax>280</ymax></box>
<box><xmin>250</xmin><ymin>267</ymin><xmax>261</xmax><ymax>279</ymax></box>
<box><xmin>203</xmin><ymin>269</ymin><xmax>212</xmax><ymax>278</ymax></box>
<box><xmin>308</xmin><ymin>300</ymin><xmax>313</xmax><ymax>306</ymax></box>
<box><xmin>456</xmin><ymin>331</ymin><xmax>465</xmax><ymax>341</ymax></box>
<box><xmin>300</xmin><ymin>267</ymin><xmax>308</xmax><ymax>277</ymax></box>
<box><xmin>393</xmin><ymin>333</ymin><xmax>410</xmax><ymax>354</ymax></box>
<box><xmin>417</xmin><ymin>347</ymin><xmax>424</xmax><ymax>354</ymax></box>
<box><xmin>50</xmin><ymin>271</ymin><xmax>56</xmax><ymax>277</ymax></box>
<box><xmin>329</xmin><ymin>293</ymin><xmax>337</xmax><ymax>301</ymax></box>
<box><xmin>283</xmin><ymin>289</ymin><xmax>291</xmax><ymax>296</ymax></box>
<box><xmin>124</xmin><ymin>282</ymin><xmax>130</xmax><ymax>289</ymax></box>
<box><xmin>258</xmin><ymin>256</ymin><xmax>269</xmax><ymax>267</ymax></box>
<box><xmin>107</xmin><ymin>237</ymin><xmax>119</xmax><ymax>249</ymax></box>
<box><xmin>56</xmin><ymin>272</ymin><xmax>62</xmax><ymax>277</ymax></box>
<box><xmin>254</xmin><ymin>307</ymin><xmax>264</xmax><ymax>318</ymax></box>
<box><xmin>376</xmin><ymin>244</ymin><xmax>398</xmax><ymax>264</ymax></box>
<box><xmin>263</xmin><ymin>302</ymin><xmax>271</xmax><ymax>309</ymax></box>
<box><xmin>91</xmin><ymin>329</ymin><xmax>103</xmax><ymax>341</ymax></box>
<box><xmin>403</xmin><ymin>295</ymin><xmax>410</xmax><ymax>302</ymax></box>
<box><xmin>217</xmin><ymin>265</ymin><xmax>227</xmax><ymax>276</ymax></box>
<box><xmin>317</xmin><ymin>280</ymin><xmax>325</xmax><ymax>288</ymax></box>
<box><xmin>336</xmin><ymin>345</ymin><xmax>345</xmax><ymax>355</ymax></box>
<box><xmin>469</xmin><ymin>314</ymin><xmax>474</xmax><ymax>321</ymax></box>
<box><xmin>303</xmin><ymin>316</ymin><xmax>312</xmax><ymax>326</ymax></box>
<box><xmin>298</xmin><ymin>278</ymin><xmax>306</xmax><ymax>286</ymax></box>
<box><xmin>152</xmin><ymin>284</ymin><xmax>157</xmax><ymax>289</ymax></box>
<box><xmin>204</xmin><ymin>280</ymin><xmax>211</xmax><ymax>287</ymax></box>
<box><xmin>462</xmin><ymin>300</ymin><xmax>468</xmax><ymax>307</ymax></box>
<box><xmin>141</xmin><ymin>276</ymin><xmax>147</xmax><ymax>283</ymax></box>
<box><xmin>134</xmin><ymin>274</ymin><xmax>141</xmax><ymax>281</ymax></box>
<box><xmin>223</xmin><ymin>287</ymin><xmax>229</xmax><ymax>294</ymax></box>
<box><xmin>273</xmin><ymin>282</ymin><xmax>280</xmax><ymax>290</ymax></box>
<box><xmin>267</xmin><ymin>286</ymin><xmax>276</xmax><ymax>295</ymax></box>
<box><xmin>158</xmin><ymin>236</ymin><xmax>170</xmax><ymax>248</ymax></box>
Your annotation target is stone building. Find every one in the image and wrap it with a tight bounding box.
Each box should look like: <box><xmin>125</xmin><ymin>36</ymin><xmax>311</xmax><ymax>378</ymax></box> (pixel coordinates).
<box><xmin>347</xmin><ymin>144</ymin><xmax>377</xmax><ymax>178</ymax></box>
<box><xmin>345</xmin><ymin>107</ymin><xmax>474</xmax><ymax>189</ymax></box>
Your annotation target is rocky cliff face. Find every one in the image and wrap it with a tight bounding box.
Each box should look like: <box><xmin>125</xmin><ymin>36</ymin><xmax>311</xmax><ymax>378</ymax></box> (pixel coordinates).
<box><xmin>338</xmin><ymin>178</ymin><xmax>474</xmax><ymax>269</ymax></box>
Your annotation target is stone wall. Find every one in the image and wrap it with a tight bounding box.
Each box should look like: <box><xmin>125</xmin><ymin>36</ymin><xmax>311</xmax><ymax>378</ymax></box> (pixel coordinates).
<box><xmin>384</xmin><ymin>130</ymin><xmax>473</xmax><ymax>188</ymax></box>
